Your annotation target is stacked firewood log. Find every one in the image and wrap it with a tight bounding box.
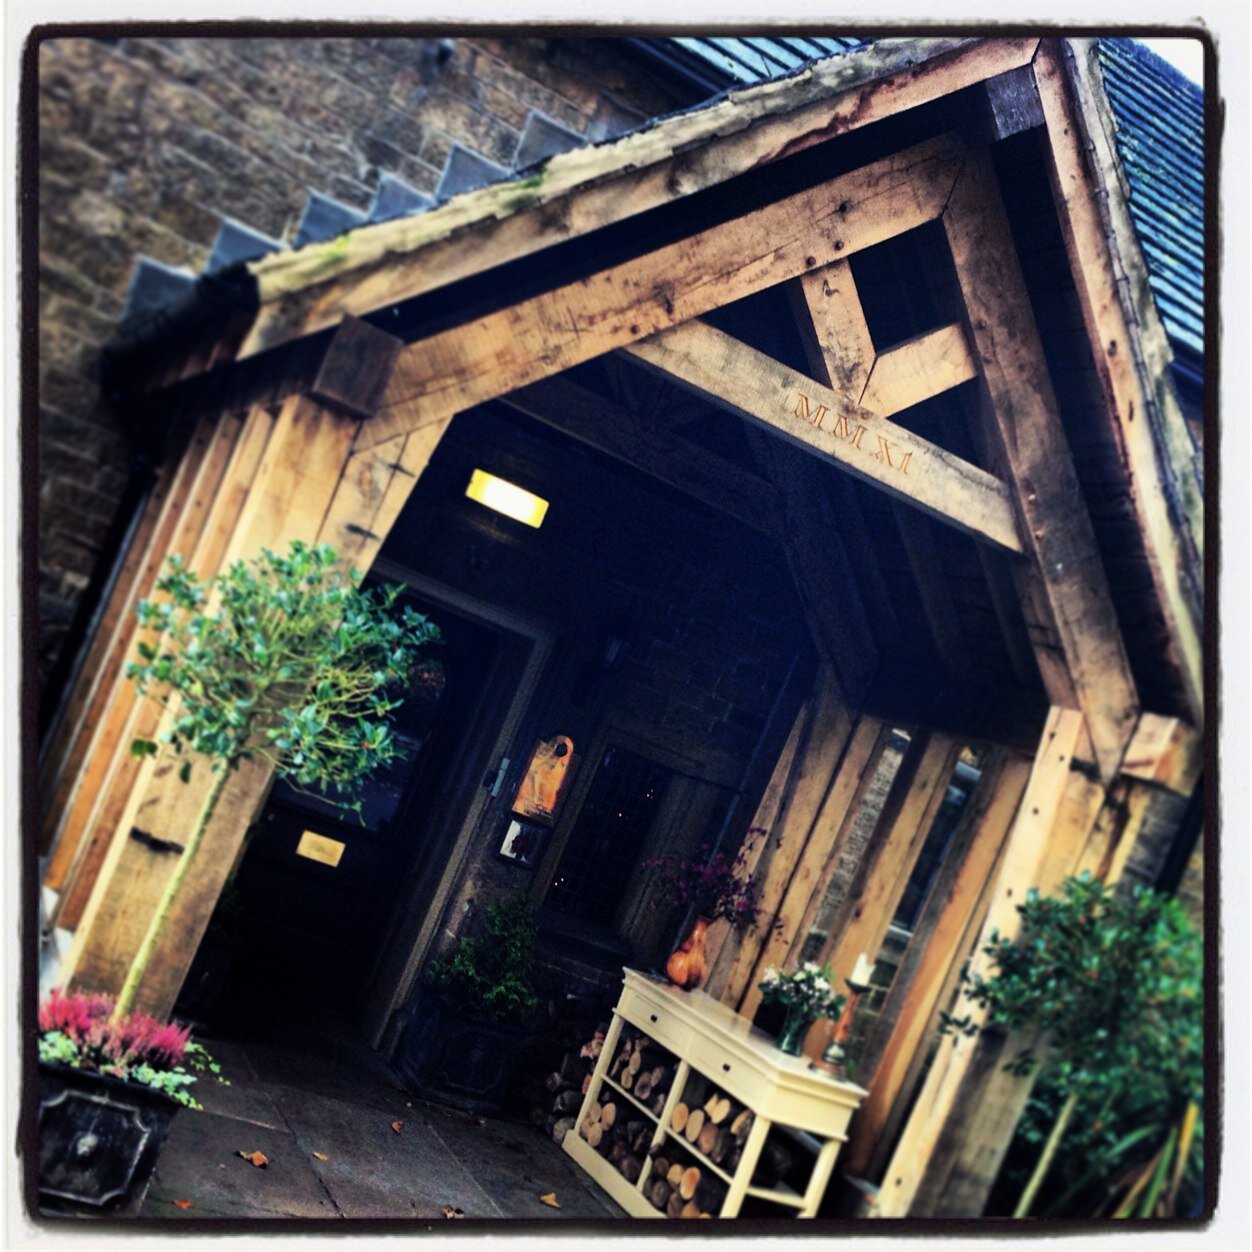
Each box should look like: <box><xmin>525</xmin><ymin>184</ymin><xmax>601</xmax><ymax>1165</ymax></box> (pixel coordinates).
<box><xmin>537</xmin><ymin>1023</ymin><xmax>796</xmax><ymax>1218</ymax></box>
<box><xmin>530</xmin><ymin>1025</ymin><xmax>610</xmax><ymax>1146</ymax></box>
<box><xmin>575</xmin><ymin>1030</ymin><xmax>676</xmax><ymax>1189</ymax></box>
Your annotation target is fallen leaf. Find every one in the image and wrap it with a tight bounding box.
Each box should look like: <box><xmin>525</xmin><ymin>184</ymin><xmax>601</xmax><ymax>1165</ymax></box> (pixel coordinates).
<box><xmin>172</xmin><ymin>1200</ymin><xmax>192</xmax><ymax>1210</ymax></box>
<box><xmin>312</xmin><ymin>1151</ymin><xmax>328</xmax><ymax>1161</ymax></box>
<box><xmin>539</xmin><ymin>1192</ymin><xmax>561</xmax><ymax>1209</ymax></box>
<box><xmin>237</xmin><ymin>1150</ymin><xmax>269</xmax><ymax>1168</ymax></box>
<box><xmin>391</xmin><ymin>1120</ymin><xmax>404</xmax><ymax>1134</ymax></box>
<box><xmin>443</xmin><ymin>1204</ymin><xmax>465</xmax><ymax>1219</ymax></box>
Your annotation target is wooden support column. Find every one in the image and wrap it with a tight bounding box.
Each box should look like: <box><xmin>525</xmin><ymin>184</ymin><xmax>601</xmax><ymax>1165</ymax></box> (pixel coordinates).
<box><xmin>734</xmin><ymin>717</ymin><xmax>889</xmax><ymax>1022</ymax></box>
<box><xmin>1034</xmin><ymin>39</ymin><xmax>1203</xmax><ymax>720</ymax></box>
<box><xmin>706</xmin><ymin>664</ymin><xmax>865</xmax><ymax>1009</ymax></box>
<box><xmin>841</xmin><ymin>749</ymin><xmax>1030</xmax><ymax>1179</ymax></box>
<box><xmin>942</xmin><ymin>144</ymin><xmax>1140</xmax><ymax>782</ymax></box>
<box><xmin>875</xmin><ymin>706</ymin><xmax>1102</xmax><ymax>1217</ymax></box>
<box><xmin>39</xmin><ymin>419</ymin><xmax>197</xmax><ymax>854</ymax></box>
<box><xmin>872</xmin><ymin>703</ymin><xmax>1197</xmax><ymax>1217</ymax></box>
<box><xmin>58</xmin><ymin>319</ymin><xmax>452</xmax><ymax>1019</ymax></box>
<box><xmin>46</xmin><ymin>410</ymin><xmax>265</xmax><ymax>909</ymax></box>
<box><xmin>820</xmin><ymin>735</ymin><xmax>962</xmax><ymax>983</ymax></box>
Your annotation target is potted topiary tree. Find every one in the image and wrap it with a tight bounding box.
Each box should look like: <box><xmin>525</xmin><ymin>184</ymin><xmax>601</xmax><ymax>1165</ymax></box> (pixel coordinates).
<box><xmin>941</xmin><ymin>871</ymin><xmax>1203</xmax><ymax>1218</ymax></box>
<box><xmin>397</xmin><ymin>896</ymin><xmax>540</xmax><ymax>1115</ymax></box>
<box><xmin>37</xmin><ymin>541</ymin><xmax>439</xmax><ymax>1212</ymax></box>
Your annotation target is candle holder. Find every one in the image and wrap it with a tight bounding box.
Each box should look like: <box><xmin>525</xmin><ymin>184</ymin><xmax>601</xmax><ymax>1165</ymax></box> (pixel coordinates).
<box><xmin>810</xmin><ymin>968</ymin><xmax>874</xmax><ymax>1081</ymax></box>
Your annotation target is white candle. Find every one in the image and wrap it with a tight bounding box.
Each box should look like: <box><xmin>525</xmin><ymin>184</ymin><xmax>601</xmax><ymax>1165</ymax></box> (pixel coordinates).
<box><xmin>850</xmin><ymin>953</ymin><xmax>874</xmax><ymax>987</ymax></box>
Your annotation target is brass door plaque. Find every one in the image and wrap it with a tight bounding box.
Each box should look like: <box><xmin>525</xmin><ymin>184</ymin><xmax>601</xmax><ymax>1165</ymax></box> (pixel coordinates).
<box><xmin>296</xmin><ymin>831</ymin><xmax>346</xmax><ymax>867</ymax></box>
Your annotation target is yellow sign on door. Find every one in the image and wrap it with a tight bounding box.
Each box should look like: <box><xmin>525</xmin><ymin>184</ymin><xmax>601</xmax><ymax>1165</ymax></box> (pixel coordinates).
<box><xmin>296</xmin><ymin>831</ymin><xmax>346</xmax><ymax>868</ymax></box>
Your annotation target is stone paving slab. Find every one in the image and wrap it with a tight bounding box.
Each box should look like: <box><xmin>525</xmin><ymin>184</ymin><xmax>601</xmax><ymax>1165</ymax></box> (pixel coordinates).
<box><xmin>133</xmin><ymin>1021</ymin><xmax>625</xmax><ymax>1224</ymax></box>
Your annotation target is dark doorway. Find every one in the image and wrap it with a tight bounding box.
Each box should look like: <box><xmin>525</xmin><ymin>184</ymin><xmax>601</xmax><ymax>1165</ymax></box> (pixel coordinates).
<box><xmin>209</xmin><ymin>589</ymin><xmax>503</xmax><ymax>1016</ymax></box>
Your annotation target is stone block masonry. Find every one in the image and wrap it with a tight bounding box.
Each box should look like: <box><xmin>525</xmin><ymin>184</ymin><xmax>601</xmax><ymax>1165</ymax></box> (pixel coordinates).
<box><xmin>34</xmin><ymin>34</ymin><xmax>690</xmax><ymax>693</ymax></box>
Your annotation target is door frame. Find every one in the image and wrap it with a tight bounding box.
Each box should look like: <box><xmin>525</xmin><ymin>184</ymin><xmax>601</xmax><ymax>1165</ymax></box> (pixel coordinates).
<box><xmin>360</xmin><ymin>557</ymin><xmax>554</xmax><ymax>1049</ymax></box>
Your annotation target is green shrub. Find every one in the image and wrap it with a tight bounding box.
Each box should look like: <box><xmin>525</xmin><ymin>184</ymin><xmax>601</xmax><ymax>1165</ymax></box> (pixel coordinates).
<box><xmin>427</xmin><ymin>898</ymin><xmax>540</xmax><ymax>1024</ymax></box>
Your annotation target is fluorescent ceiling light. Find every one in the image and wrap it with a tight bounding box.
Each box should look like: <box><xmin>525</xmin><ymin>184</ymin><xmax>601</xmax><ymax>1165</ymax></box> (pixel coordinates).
<box><xmin>465</xmin><ymin>469</ymin><xmax>549</xmax><ymax>528</ymax></box>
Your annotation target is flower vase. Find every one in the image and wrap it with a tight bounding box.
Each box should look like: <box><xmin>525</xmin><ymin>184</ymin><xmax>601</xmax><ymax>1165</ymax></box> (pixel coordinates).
<box><xmin>665</xmin><ymin>915</ymin><xmax>712</xmax><ymax>990</ymax></box>
<box><xmin>776</xmin><ymin>1002</ymin><xmax>813</xmax><ymax>1056</ymax></box>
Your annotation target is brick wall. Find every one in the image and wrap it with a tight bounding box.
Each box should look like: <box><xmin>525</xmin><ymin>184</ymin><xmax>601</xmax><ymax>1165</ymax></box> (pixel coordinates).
<box><xmin>35</xmin><ymin>34</ymin><xmax>686</xmax><ymax>690</ymax></box>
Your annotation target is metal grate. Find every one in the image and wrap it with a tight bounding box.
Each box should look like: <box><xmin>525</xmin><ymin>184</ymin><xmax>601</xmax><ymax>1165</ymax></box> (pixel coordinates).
<box><xmin>546</xmin><ymin>744</ymin><xmax>671</xmax><ymax>922</ymax></box>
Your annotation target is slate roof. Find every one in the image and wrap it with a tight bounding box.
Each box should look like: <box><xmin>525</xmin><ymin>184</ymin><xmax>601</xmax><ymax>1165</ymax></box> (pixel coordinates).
<box><xmin>1096</xmin><ymin>38</ymin><xmax>1204</xmax><ymax>361</ymax></box>
<box><xmin>636</xmin><ymin>35</ymin><xmax>1205</xmax><ymax>365</ymax></box>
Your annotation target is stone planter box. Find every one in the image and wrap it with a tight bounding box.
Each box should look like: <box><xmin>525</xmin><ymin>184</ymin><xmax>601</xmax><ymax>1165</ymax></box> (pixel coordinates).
<box><xmin>396</xmin><ymin>988</ymin><xmax>531</xmax><ymax>1116</ymax></box>
<box><xmin>37</xmin><ymin>1063</ymin><xmax>181</xmax><ymax>1215</ymax></box>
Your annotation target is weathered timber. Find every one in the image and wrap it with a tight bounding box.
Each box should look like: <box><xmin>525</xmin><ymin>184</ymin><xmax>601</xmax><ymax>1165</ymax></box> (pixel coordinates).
<box><xmin>1035</xmin><ymin>39</ymin><xmax>1202</xmax><ymax>718</ymax></box>
<box><xmin>309</xmin><ymin>316</ymin><xmax>404</xmax><ymax>420</ymax></box>
<box><xmin>237</xmin><ymin>40</ymin><xmax>1041</xmax><ymax>359</ymax></box>
<box><xmin>503</xmin><ymin>375</ymin><xmax>785</xmax><ymax>539</ymax></box>
<box><xmin>42</xmin><ymin>413</ymin><xmax>224</xmax><ymax>874</ymax></box>
<box><xmin>39</xmin><ymin>417</ymin><xmax>196</xmax><ymax>852</ymax></box>
<box><xmin>626</xmin><ymin>319</ymin><xmax>1023</xmax><ymax>553</ymax></box>
<box><xmin>704</xmin><ymin>710</ymin><xmax>807</xmax><ymax>999</ymax></box>
<box><xmin>981</xmin><ymin>64</ymin><xmax>1046</xmax><ymax>141</ymax></box>
<box><xmin>821</xmin><ymin>736</ymin><xmax>962</xmax><ymax>983</ymax></box>
<box><xmin>840</xmin><ymin>750</ymin><xmax>1030</xmax><ymax>1178</ymax></box>
<box><xmin>876</xmin><ymin>707</ymin><xmax>1104</xmax><ymax>1216</ymax></box>
<box><xmin>1119</xmin><ymin>713</ymin><xmax>1202</xmax><ymax>795</ymax></box>
<box><xmin>716</xmin><ymin>668</ymin><xmax>856</xmax><ymax>1009</ymax></box>
<box><xmin>51</xmin><ymin>409</ymin><xmax>269</xmax><ymax>919</ymax></box>
<box><xmin>943</xmin><ymin>143</ymin><xmax>1139</xmax><ymax>782</ymax></box>
<box><xmin>738</xmin><ymin>718</ymin><xmax>888</xmax><ymax>1020</ymax></box>
<box><xmin>860</xmin><ymin>322</ymin><xmax>979</xmax><ymax>416</ymax></box>
<box><xmin>360</xmin><ymin>134</ymin><xmax>965</xmax><ymax>451</ymax></box>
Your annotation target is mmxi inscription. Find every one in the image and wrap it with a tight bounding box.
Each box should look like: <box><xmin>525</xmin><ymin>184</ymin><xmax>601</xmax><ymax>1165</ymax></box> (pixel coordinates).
<box><xmin>792</xmin><ymin>392</ymin><xmax>912</xmax><ymax>474</ymax></box>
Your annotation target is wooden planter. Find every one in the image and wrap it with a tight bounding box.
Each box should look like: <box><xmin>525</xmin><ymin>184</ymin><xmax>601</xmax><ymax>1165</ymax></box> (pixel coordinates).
<box><xmin>396</xmin><ymin>989</ymin><xmax>531</xmax><ymax>1116</ymax></box>
<box><xmin>37</xmin><ymin>1063</ymin><xmax>181</xmax><ymax>1215</ymax></box>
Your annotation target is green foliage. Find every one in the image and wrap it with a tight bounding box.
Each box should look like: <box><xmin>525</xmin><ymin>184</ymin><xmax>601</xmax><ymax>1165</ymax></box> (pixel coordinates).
<box><xmin>941</xmin><ymin>872</ymin><xmax>1203</xmax><ymax>1217</ymax></box>
<box><xmin>127</xmin><ymin>542</ymin><xmax>440</xmax><ymax>814</ymax></box>
<box><xmin>427</xmin><ymin>898</ymin><xmax>540</xmax><ymax>1025</ymax></box>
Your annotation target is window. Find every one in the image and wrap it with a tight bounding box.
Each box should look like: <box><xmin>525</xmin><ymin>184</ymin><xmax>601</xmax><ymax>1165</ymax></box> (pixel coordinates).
<box><xmin>545</xmin><ymin>745</ymin><xmax>671</xmax><ymax>922</ymax></box>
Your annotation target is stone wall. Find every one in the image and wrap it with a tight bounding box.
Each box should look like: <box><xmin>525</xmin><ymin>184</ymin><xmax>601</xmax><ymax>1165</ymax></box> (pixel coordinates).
<box><xmin>35</xmin><ymin>33</ymin><xmax>687</xmax><ymax>691</ymax></box>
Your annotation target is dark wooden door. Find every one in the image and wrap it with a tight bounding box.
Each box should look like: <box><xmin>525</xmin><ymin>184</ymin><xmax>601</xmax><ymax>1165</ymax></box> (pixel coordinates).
<box><xmin>223</xmin><ymin>593</ymin><xmax>500</xmax><ymax>1009</ymax></box>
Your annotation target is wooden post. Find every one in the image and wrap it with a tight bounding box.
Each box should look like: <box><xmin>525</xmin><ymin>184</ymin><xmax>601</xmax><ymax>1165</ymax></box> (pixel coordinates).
<box><xmin>820</xmin><ymin>736</ymin><xmax>962</xmax><ymax>983</ymax></box>
<box><xmin>874</xmin><ymin>706</ymin><xmax>1101</xmax><ymax>1217</ymax></box>
<box><xmin>840</xmin><ymin>750</ymin><xmax>1030</xmax><ymax>1178</ymax></box>
<box><xmin>1034</xmin><ymin>39</ymin><xmax>1203</xmax><ymax>721</ymax></box>
<box><xmin>55</xmin><ymin>316</ymin><xmax>455</xmax><ymax>1018</ymax></box>
<box><xmin>942</xmin><ymin>143</ymin><xmax>1140</xmax><ymax>782</ymax></box>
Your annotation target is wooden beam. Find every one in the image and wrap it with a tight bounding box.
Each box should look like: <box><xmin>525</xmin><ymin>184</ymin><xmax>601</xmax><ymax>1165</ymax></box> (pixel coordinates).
<box><xmin>46</xmin><ymin>410</ymin><xmax>264</xmax><ymax>906</ymax></box>
<box><xmin>626</xmin><ymin>320</ymin><xmax>1023</xmax><ymax>553</ymax></box>
<box><xmin>861</xmin><ymin>322</ymin><xmax>979</xmax><ymax>416</ymax></box>
<box><xmin>715</xmin><ymin>666</ymin><xmax>859</xmax><ymax>1009</ymax></box>
<box><xmin>41</xmin><ymin>414</ymin><xmax>208</xmax><ymax>864</ymax></box>
<box><xmin>359</xmin><ymin>134</ymin><xmax>966</xmax><ymax>451</ymax></box>
<box><xmin>1119</xmin><ymin>713</ymin><xmax>1202</xmax><ymax>795</ymax></box>
<box><xmin>942</xmin><ymin>144</ymin><xmax>1139</xmax><ymax>782</ymax></box>
<box><xmin>502</xmin><ymin>375</ymin><xmax>786</xmax><ymax>539</ymax></box>
<box><xmin>820</xmin><ymin>736</ymin><xmax>962</xmax><ymax>984</ymax></box>
<box><xmin>736</xmin><ymin>718</ymin><xmax>889</xmax><ymax>1021</ymax></box>
<box><xmin>875</xmin><ymin>706</ymin><xmax>1103</xmax><ymax>1217</ymax></box>
<box><xmin>236</xmin><ymin>39</ymin><xmax>1042</xmax><ymax>360</ymax></box>
<box><xmin>1035</xmin><ymin>38</ymin><xmax>1202</xmax><ymax>720</ymax></box>
<box><xmin>704</xmin><ymin>705</ymin><xmax>809</xmax><ymax>1000</ymax></box>
<box><xmin>842</xmin><ymin>749</ymin><xmax>1030</xmax><ymax>1178</ymax></box>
